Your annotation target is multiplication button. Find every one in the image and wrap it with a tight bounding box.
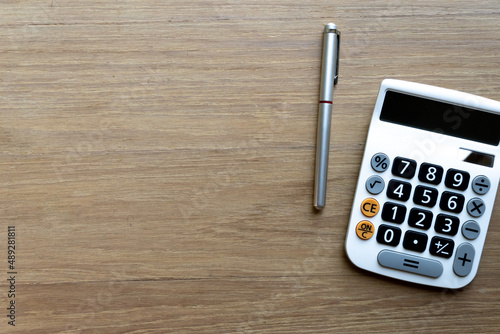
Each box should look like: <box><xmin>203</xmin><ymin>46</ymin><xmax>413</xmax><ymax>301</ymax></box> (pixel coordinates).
<box><xmin>366</xmin><ymin>175</ymin><xmax>385</xmax><ymax>194</ymax></box>
<box><xmin>467</xmin><ymin>198</ymin><xmax>486</xmax><ymax>218</ymax></box>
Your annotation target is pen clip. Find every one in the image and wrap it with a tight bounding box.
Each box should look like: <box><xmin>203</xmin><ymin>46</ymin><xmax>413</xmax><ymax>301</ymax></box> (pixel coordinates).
<box><xmin>334</xmin><ymin>31</ymin><xmax>340</xmax><ymax>85</ymax></box>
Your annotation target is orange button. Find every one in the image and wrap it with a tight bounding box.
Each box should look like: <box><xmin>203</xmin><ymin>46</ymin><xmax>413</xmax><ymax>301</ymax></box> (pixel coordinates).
<box><xmin>356</xmin><ymin>221</ymin><xmax>375</xmax><ymax>240</ymax></box>
<box><xmin>361</xmin><ymin>198</ymin><xmax>380</xmax><ymax>217</ymax></box>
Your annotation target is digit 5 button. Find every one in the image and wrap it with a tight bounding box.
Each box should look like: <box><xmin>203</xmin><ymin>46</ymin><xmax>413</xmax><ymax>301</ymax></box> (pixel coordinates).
<box><xmin>361</xmin><ymin>198</ymin><xmax>380</xmax><ymax>217</ymax></box>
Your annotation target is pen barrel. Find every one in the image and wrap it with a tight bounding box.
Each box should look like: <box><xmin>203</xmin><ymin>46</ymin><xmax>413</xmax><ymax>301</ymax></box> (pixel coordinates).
<box><xmin>319</xmin><ymin>29</ymin><xmax>338</xmax><ymax>102</ymax></box>
<box><xmin>314</xmin><ymin>103</ymin><xmax>333</xmax><ymax>209</ymax></box>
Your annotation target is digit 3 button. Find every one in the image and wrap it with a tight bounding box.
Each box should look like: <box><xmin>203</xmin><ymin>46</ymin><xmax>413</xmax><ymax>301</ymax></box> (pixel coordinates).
<box><xmin>361</xmin><ymin>198</ymin><xmax>380</xmax><ymax>217</ymax></box>
<box><xmin>356</xmin><ymin>221</ymin><xmax>375</xmax><ymax>240</ymax></box>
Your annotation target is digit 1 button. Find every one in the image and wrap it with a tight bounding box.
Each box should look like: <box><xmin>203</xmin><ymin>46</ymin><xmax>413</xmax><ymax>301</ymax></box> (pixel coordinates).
<box><xmin>472</xmin><ymin>175</ymin><xmax>491</xmax><ymax>195</ymax></box>
<box><xmin>371</xmin><ymin>153</ymin><xmax>390</xmax><ymax>172</ymax></box>
<box><xmin>356</xmin><ymin>221</ymin><xmax>375</xmax><ymax>240</ymax></box>
<box><xmin>467</xmin><ymin>198</ymin><xmax>486</xmax><ymax>218</ymax></box>
<box><xmin>361</xmin><ymin>198</ymin><xmax>380</xmax><ymax>217</ymax></box>
<box><xmin>366</xmin><ymin>175</ymin><xmax>385</xmax><ymax>195</ymax></box>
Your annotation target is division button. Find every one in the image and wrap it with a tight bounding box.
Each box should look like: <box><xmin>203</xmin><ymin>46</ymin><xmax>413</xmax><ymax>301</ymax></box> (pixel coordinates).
<box><xmin>356</xmin><ymin>221</ymin><xmax>375</xmax><ymax>240</ymax></box>
<box><xmin>472</xmin><ymin>175</ymin><xmax>491</xmax><ymax>195</ymax></box>
<box><xmin>378</xmin><ymin>250</ymin><xmax>443</xmax><ymax>278</ymax></box>
<box><xmin>371</xmin><ymin>153</ymin><xmax>390</xmax><ymax>172</ymax></box>
<box><xmin>453</xmin><ymin>243</ymin><xmax>475</xmax><ymax>277</ymax></box>
<box><xmin>366</xmin><ymin>175</ymin><xmax>385</xmax><ymax>194</ymax></box>
<box><xmin>361</xmin><ymin>198</ymin><xmax>380</xmax><ymax>217</ymax></box>
<box><xmin>462</xmin><ymin>221</ymin><xmax>480</xmax><ymax>240</ymax></box>
<box><xmin>467</xmin><ymin>198</ymin><xmax>486</xmax><ymax>218</ymax></box>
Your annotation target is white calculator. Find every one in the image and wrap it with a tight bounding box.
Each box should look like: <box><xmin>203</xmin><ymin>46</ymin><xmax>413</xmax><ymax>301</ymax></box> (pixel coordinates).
<box><xmin>345</xmin><ymin>79</ymin><xmax>500</xmax><ymax>288</ymax></box>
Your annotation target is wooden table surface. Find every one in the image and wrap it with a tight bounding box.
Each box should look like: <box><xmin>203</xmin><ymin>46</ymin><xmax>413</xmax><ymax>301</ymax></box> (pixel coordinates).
<box><xmin>1</xmin><ymin>1</ymin><xmax>500</xmax><ymax>333</ymax></box>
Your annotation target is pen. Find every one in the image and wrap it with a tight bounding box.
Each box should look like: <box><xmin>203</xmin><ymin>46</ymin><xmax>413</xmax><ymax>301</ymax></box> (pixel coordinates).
<box><xmin>314</xmin><ymin>23</ymin><xmax>340</xmax><ymax>210</ymax></box>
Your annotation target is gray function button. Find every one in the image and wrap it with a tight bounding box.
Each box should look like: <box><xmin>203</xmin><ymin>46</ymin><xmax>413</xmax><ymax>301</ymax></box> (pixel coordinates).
<box><xmin>472</xmin><ymin>176</ymin><xmax>491</xmax><ymax>195</ymax></box>
<box><xmin>378</xmin><ymin>250</ymin><xmax>443</xmax><ymax>278</ymax></box>
<box><xmin>467</xmin><ymin>198</ymin><xmax>486</xmax><ymax>218</ymax></box>
<box><xmin>366</xmin><ymin>175</ymin><xmax>385</xmax><ymax>194</ymax></box>
<box><xmin>462</xmin><ymin>220</ymin><xmax>481</xmax><ymax>240</ymax></box>
<box><xmin>453</xmin><ymin>243</ymin><xmax>475</xmax><ymax>277</ymax></box>
<box><xmin>371</xmin><ymin>153</ymin><xmax>390</xmax><ymax>172</ymax></box>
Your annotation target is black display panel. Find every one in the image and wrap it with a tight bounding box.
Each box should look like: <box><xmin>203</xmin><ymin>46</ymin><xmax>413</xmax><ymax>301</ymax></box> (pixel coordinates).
<box><xmin>380</xmin><ymin>90</ymin><xmax>500</xmax><ymax>146</ymax></box>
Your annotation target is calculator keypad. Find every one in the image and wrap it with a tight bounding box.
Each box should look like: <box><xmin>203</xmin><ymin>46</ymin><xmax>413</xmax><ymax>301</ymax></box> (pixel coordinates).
<box><xmin>356</xmin><ymin>154</ymin><xmax>491</xmax><ymax>279</ymax></box>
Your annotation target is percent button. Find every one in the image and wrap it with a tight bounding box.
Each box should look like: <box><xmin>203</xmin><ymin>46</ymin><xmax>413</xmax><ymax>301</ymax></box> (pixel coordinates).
<box><xmin>371</xmin><ymin>153</ymin><xmax>390</xmax><ymax>173</ymax></box>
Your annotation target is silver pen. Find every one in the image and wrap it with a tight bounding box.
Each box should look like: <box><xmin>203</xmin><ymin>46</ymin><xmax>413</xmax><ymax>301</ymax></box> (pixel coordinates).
<box><xmin>314</xmin><ymin>23</ymin><xmax>340</xmax><ymax>210</ymax></box>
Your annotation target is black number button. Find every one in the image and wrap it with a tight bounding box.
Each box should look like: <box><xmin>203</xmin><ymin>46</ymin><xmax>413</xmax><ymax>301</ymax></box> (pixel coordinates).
<box><xmin>439</xmin><ymin>191</ymin><xmax>465</xmax><ymax>214</ymax></box>
<box><xmin>403</xmin><ymin>231</ymin><xmax>428</xmax><ymax>253</ymax></box>
<box><xmin>429</xmin><ymin>236</ymin><xmax>455</xmax><ymax>259</ymax></box>
<box><xmin>413</xmin><ymin>186</ymin><xmax>438</xmax><ymax>208</ymax></box>
<box><xmin>418</xmin><ymin>163</ymin><xmax>443</xmax><ymax>185</ymax></box>
<box><xmin>445</xmin><ymin>169</ymin><xmax>470</xmax><ymax>191</ymax></box>
<box><xmin>381</xmin><ymin>202</ymin><xmax>407</xmax><ymax>224</ymax></box>
<box><xmin>392</xmin><ymin>157</ymin><xmax>417</xmax><ymax>179</ymax></box>
<box><xmin>377</xmin><ymin>224</ymin><xmax>402</xmax><ymax>247</ymax></box>
<box><xmin>408</xmin><ymin>208</ymin><xmax>433</xmax><ymax>230</ymax></box>
<box><xmin>435</xmin><ymin>214</ymin><xmax>460</xmax><ymax>236</ymax></box>
<box><xmin>387</xmin><ymin>180</ymin><xmax>412</xmax><ymax>202</ymax></box>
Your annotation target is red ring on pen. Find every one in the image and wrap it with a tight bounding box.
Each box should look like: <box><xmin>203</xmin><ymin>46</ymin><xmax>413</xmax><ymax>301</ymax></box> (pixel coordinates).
<box><xmin>319</xmin><ymin>100</ymin><xmax>333</xmax><ymax>104</ymax></box>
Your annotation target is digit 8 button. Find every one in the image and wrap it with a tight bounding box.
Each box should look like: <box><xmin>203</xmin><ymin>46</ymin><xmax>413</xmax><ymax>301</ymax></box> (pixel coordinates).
<box><xmin>361</xmin><ymin>198</ymin><xmax>380</xmax><ymax>217</ymax></box>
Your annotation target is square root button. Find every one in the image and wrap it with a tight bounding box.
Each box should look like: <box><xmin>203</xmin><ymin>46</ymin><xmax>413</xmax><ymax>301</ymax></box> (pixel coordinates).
<box><xmin>378</xmin><ymin>250</ymin><xmax>443</xmax><ymax>278</ymax></box>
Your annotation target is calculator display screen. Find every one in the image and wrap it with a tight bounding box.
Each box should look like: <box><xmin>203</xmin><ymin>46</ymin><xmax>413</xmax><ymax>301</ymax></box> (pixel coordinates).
<box><xmin>380</xmin><ymin>90</ymin><xmax>500</xmax><ymax>146</ymax></box>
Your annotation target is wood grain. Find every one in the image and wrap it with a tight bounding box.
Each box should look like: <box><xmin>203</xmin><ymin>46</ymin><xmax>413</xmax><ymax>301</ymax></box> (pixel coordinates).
<box><xmin>0</xmin><ymin>0</ymin><xmax>499</xmax><ymax>333</ymax></box>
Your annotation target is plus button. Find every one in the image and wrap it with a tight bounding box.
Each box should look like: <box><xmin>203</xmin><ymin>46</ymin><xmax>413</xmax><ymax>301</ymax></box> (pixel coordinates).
<box><xmin>458</xmin><ymin>253</ymin><xmax>472</xmax><ymax>266</ymax></box>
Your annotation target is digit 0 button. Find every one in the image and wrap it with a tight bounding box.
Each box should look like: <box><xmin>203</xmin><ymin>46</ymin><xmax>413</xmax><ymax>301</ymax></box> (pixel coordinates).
<box><xmin>361</xmin><ymin>198</ymin><xmax>380</xmax><ymax>217</ymax></box>
<box><xmin>356</xmin><ymin>221</ymin><xmax>375</xmax><ymax>240</ymax></box>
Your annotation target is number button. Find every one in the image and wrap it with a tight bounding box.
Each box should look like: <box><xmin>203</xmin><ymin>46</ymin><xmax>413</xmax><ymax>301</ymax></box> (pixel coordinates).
<box><xmin>392</xmin><ymin>157</ymin><xmax>417</xmax><ymax>179</ymax></box>
<box><xmin>376</xmin><ymin>224</ymin><xmax>402</xmax><ymax>247</ymax></box>
<box><xmin>439</xmin><ymin>191</ymin><xmax>465</xmax><ymax>214</ymax></box>
<box><xmin>418</xmin><ymin>163</ymin><xmax>443</xmax><ymax>185</ymax></box>
<box><xmin>435</xmin><ymin>214</ymin><xmax>460</xmax><ymax>236</ymax></box>
<box><xmin>381</xmin><ymin>202</ymin><xmax>407</xmax><ymax>224</ymax></box>
<box><xmin>387</xmin><ymin>180</ymin><xmax>412</xmax><ymax>202</ymax></box>
<box><xmin>371</xmin><ymin>153</ymin><xmax>390</xmax><ymax>172</ymax></box>
<box><xmin>413</xmin><ymin>186</ymin><xmax>438</xmax><ymax>208</ymax></box>
<box><xmin>403</xmin><ymin>231</ymin><xmax>428</xmax><ymax>253</ymax></box>
<box><xmin>429</xmin><ymin>236</ymin><xmax>454</xmax><ymax>259</ymax></box>
<box><xmin>445</xmin><ymin>169</ymin><xmax>470</xmax><ymax>191</ymax></box>
<box><xmin>408</xmin><ymin>208</ymin><xmax>433</xmax><ymax>230</ymax></box>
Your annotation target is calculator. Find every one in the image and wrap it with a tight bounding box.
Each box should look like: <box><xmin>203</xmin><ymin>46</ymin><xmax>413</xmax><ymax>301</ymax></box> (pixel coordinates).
<box><xmin>345</xmin><ymin>79</ymin><xmax>500</xmax><ymax>288</ymax></box>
